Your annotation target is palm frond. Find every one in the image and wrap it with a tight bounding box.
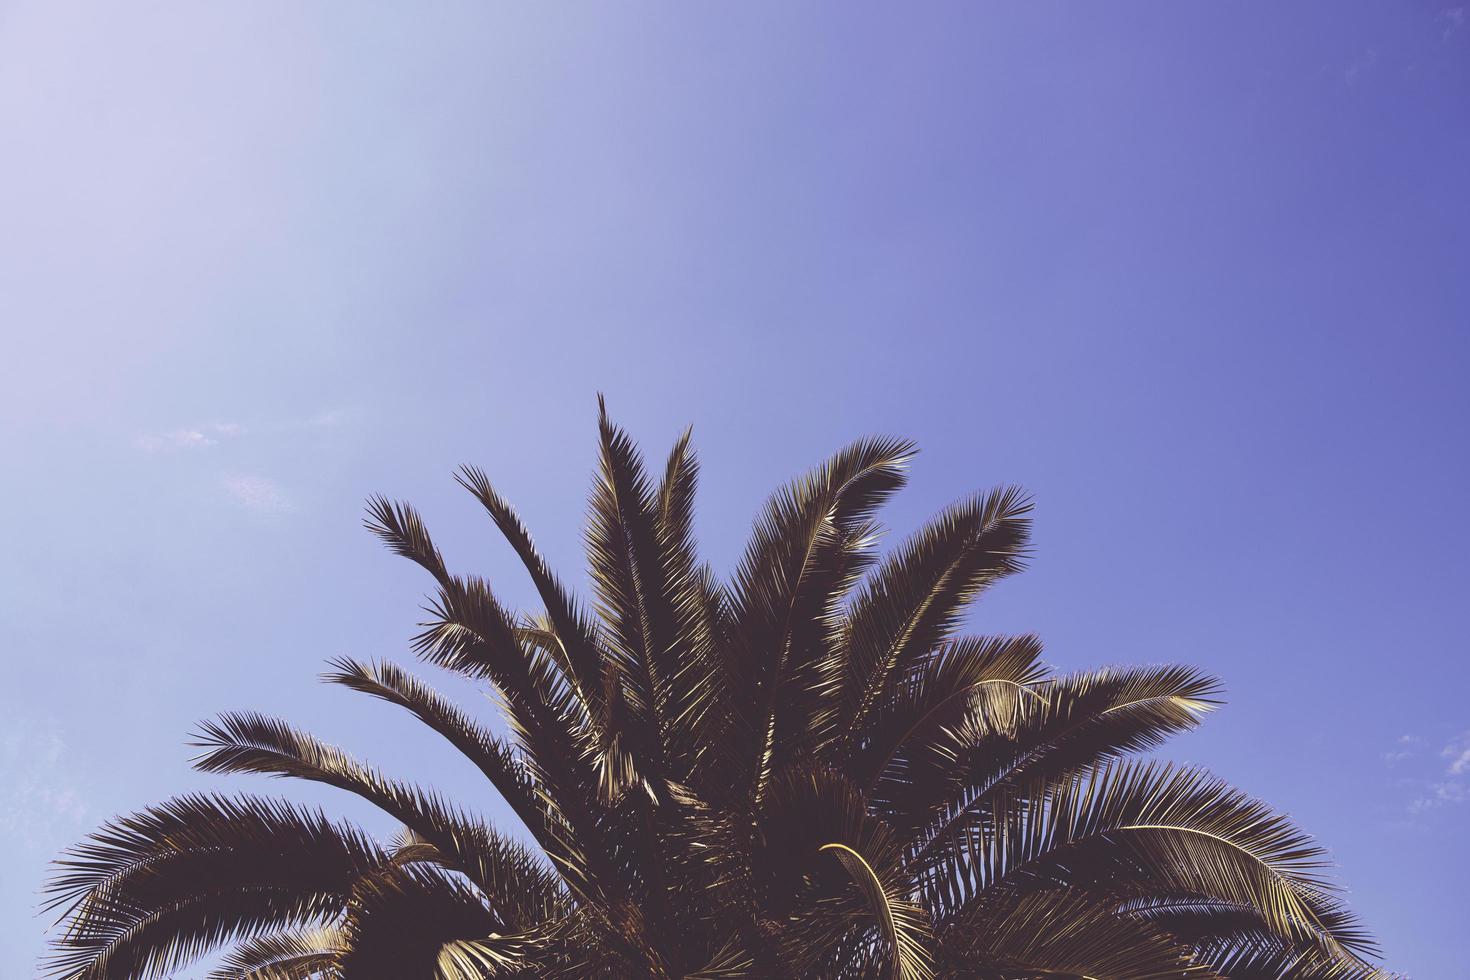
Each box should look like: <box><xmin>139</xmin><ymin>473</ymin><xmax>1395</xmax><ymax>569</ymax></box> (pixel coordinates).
<box><xmin>654</xmin><ymin>426</ymin><xmax>727</xmax><ymax>781</ymax></box>
<box><xmin>1199</xmin><ymin>941</ymin><xmax>1397</xmax><ymax>980</ymax></box>
<box><xmin>409</xmin><ymin>574</ymin><xmax>611</xmax><ymax>895</ymax></box>
<box><xmin>903</xmin><ymin>664</ymin><xmax>1221</xmax><ymax>842</ymax></box>
<box><xmin>321</xmin><ymin>658</ymin><xmax>554</xmax><ymax>854</ymax></box>
<box><xmin>209</xmin><ymin>928</ymin><xmax>342</xmax><ymax>980</ymax></box>
<box><xmin>584</xmin><ymin>396</ymin><xmax>679</xmax><ymax>777</ymax></box>
<box><xmin>1126</xmin><ymin>897</ymin><xmax>1398</xmax><ymax>980</ymax></box>
<box><xmin>727</xmin><ymin>436</ymin><xmax>915</xmax><ymax>804</ymax></box>
<box><xmin>918</xmin><ymin>761</ymin><xmax>1375</xmax><ymax>963</ymax></box>
<box><xmin>841</xmin><ymin>487</ymin><xmax>1032</xmax><ymax>743</ymax></box>
<box><xmin>437</xmin><ymin>936</ymin><xmax>542</xmax><ymax>978</ymax></box>
<box><xmin>936</xmin><ymin>888</ymin><xmax>1210</xmax><ymax>979</ymax></box>
<box><xmin>45</xmin><ymin>795</ymin><xmax>383</xmax><ymax>980</ymax></box>
<box><xmin>821</xmin><ymin>843</ymin><xmax>934</xmax><ymax>980</ymax></box>
<box><xmin>850</xmin><ymin>633</ymin><xmax>1047</xmax><ymax>799</ymax></box>
<box><xmin>455</xmin><ymin>464</ymin><xmax>605</xmax><ymax>721</ymax></box>
<box><xmin>190</xmin><ymin>712</ymin><xmax>572</xmax><ymax>921</ymax></box>
<box><xmin>364</xmin><ymin>496</ymin><xmax>449</xmax><ymax>585</ymax></box>
<box><xmin>683</xmin><ymin>934</ymin><xmax>757</xmax><ymax>979</ymax></box>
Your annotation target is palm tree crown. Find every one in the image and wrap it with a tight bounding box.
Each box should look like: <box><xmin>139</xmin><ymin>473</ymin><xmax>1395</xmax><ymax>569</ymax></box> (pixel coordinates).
<box><xmin>47</xmin><ymin>406</ymin><xmax>1387</xmax><ymax>979</ymax></box>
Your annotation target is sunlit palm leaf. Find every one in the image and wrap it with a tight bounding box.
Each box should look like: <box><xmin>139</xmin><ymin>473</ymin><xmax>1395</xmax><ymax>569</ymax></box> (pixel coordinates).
<box><xmin>937</xmin><ymin>888</ymin><xmax>1210</xmax><ymax>979</ymax></box>
<box><xmin>821</xmin><ymin>843</ymin><xmax>934</xmax><ymax>980</ymax></box>
<box><xmin>841</xmin><ymin>488</ymin><xmax>1032</xmax><ymax>744</ymax></box>
<box><xmin>905</xmin><ymin>664</ymin><xmax>1221</xmax><ymax>844</ymax></box>
<box><xmin>209</xmin><ymin>928</ymin><xmax>342</xmax><ymax>980</ymax></box>
<box><xmin>919</xmin><ymin>761</ymin><xmax>1375</xmax><ymax>963</ymax></box>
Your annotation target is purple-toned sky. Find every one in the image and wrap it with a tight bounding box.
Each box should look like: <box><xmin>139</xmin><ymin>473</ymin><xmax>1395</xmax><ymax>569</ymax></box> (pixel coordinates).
<box><xmin>2</xmin><ymin>4</ymin><xmax>1467</xmax><ymax>976</ymax></box>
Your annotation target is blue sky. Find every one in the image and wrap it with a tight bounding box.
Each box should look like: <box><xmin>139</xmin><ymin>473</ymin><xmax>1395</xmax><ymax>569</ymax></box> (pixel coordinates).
<box><xmin>2</xmin><ymin>3</ymin><xmax>1466</xmax><ymax>976</ymax></box>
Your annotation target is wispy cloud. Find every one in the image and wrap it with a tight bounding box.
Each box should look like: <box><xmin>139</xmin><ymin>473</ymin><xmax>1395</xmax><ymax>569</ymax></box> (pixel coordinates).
<box><xmin>301</xmin><ymin>408</ymin><xmax>348</xmax><ymax>429</ymax></box>
<box><xmin>222</xmin><ymin>474</ymin><xmax>293</xmax><ymax>514</ymax></box>
<box><xmin>134</xmin><ymin>409</ymin><xmax>347</xmax><ymax>453</ymax></box>
<box><xmin>134</xmin><ymin>422</ymin><xmax>244</xmax><ymax>452</ymax></box>
<box><xmin>0</xmin><ymin>722</ymin><xmax>90</xmax><ymax>851</ymax></box>
<box><xmin>1405</xmin><ymin>731</ymin><xmax>1470</xmax><ymax>814</ymax></box>
<box><xmin>1441</xmin><ymin>732</ymin><xmax>1470</xmax><ymax>776</ymax></box>
<box><xmin>138</xmin><ymin>410</ymin><xmax>348</xmax><ymax>513</ymax></box>
<box><xmin>1410</xmin><ymin>780</ymin><xmax>1468</xmax><ymax>815</ymax></box>
<box><xmin>1442</xmin><ymin>6</ymin><xmax>1466</xmax><ymax>41</ymax></box>
<box><xmin>1381</xmin><ymin>733</ymin><xmax>1425</xmax><ymax>765</ymax></box>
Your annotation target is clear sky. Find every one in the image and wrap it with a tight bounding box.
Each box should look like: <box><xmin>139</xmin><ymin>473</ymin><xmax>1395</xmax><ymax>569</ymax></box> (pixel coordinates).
<box><xmin>1</xmin><ymin>3</ymin><xmax>1466</xmax><ymax>976</ymax></box>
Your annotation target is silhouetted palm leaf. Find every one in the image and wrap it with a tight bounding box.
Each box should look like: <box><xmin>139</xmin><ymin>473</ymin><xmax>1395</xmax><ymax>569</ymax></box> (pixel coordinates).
<box><xmin>47</xmin><ymin>408</ymin><xmax>1385</xmax><ymax>978</ymax></box>
<box><xmin>209</xmin><ymin>928</ymin><xmax>341</xmax><ymax>980</ymax></box>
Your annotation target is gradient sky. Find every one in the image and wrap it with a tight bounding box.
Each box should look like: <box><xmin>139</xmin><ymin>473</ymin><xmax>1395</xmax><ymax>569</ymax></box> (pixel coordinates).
<box><xmin>2</xmin><ymin>3</ymin><xmax>1467</xmax><ymax>976</ymax></box>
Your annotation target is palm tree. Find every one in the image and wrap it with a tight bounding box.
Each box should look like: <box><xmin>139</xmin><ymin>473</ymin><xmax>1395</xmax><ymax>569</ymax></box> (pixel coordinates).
<box><xmin>46</xmin><ymin>405</ymin><xmax>1387</xmax><ymax>979</ymax></box>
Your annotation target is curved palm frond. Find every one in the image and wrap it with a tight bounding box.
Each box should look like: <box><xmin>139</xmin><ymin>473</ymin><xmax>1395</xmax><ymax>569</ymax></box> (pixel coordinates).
<box><xmin>46</xmin><ymin>408</ymin><xmax>1384</xmax><ymax>979</ymax></box>
<box><xmin>1125</xmin><ymin>897</ymin><xmax>1398</xmax><ymax>980</ymax></box>
<box><xmin>727</xmin><ymin>436</ymin><xmax>915</xmax><ymax>804</ymax></box>
<box><xmin>850</xmin><ymin>633</ymin><xmax>1048</xmax><ymax>800</ymax></box>
<box><xmin>841</xmin><ymin>488</ymin><xmax>1032</xmax><ymax>745</ymax></box>
<box><xmin>936</xmin><ymin>888</ymin><xmax>1210</xmax><ymax>979</ymax></box>
<box><xmin>190</xmin><ymin>712</ymin><xmax>570</xmax><ymax>923</ymax></box>
<box><xmin>208</xmin><ymin>928</ymin><xmax>342</xmax><ymax>980</ymax></box>
<box><xmin>821</xmin><ymin>843</ymin><xmax>934</xmax><ymax>980</ymax></box>
<box><xmin>319</xmin><ymin>655</ymin><xmax>584</xmax><ymax>886</ymax></box>
<box><xmin>454</xmin><ymin>464</ymin><xmax>605</xmax><ymax>721</ymax></box>
<box><xmin>919</xmin><ymin>761</ymin><xmax>1375</xmax><ymax>964</ymax></box>
<box><xmin>901</xmin><ymin>663</ymin><xmax>1222</xmax><ymax>843</ymax></box>
<box><xmin>44</xmin><ymin>795</ymin><xmax>383</xmax><ymax>980</ymax></box>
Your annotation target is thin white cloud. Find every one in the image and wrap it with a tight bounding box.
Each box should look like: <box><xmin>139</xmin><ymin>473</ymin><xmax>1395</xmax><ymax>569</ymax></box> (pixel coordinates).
<box><xmin>1442</xmin><ymin>732</ymin><xmax>1470</xmax><ymax>776</ymax></box>
<box><xmin>1406</xmin><ymin>731</ymin><xmax>1470</xmax><ymax>814</ymax></box>
<box><xmin>138</xmin><ymin>412</ymin><xmax>346</xmax><ymax>514</ymax></box>
<box><xmin>1443</xmin><ymin>6</ymin><xmax>1466</xmax><ymax>41</ymax></box>
<box><xmin>302</xmin><ymin>408</ymin><xmax>347</xmax><ymax>429</ymax></box>
<box><xmin>1381</xmin><ymin>733</ymin><xmax>1425</xmax><ymax>765</ymax></box>
<box><xmin>135</xmin><ymin>410</ymin><xmax>346</xmax><ymax>452</ymax></box>
<box><xmin>135</xmin><ymin>421</ymin><xmax>244</xmax><ymax>452</ymax></box>
<box><xmin>0</xmin><ymin>723</ymin><xmax>90</xmax><ymax>851</ymax></box>
<box><xmin>1410</xmin><ymin>780</ymin><xmax>1469</xmax><ymax>815</ymax></box>
<box><xmin>223</xmin><ymin>474</ymin><xmax>293</xmax><ymax>514</ymax></box>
